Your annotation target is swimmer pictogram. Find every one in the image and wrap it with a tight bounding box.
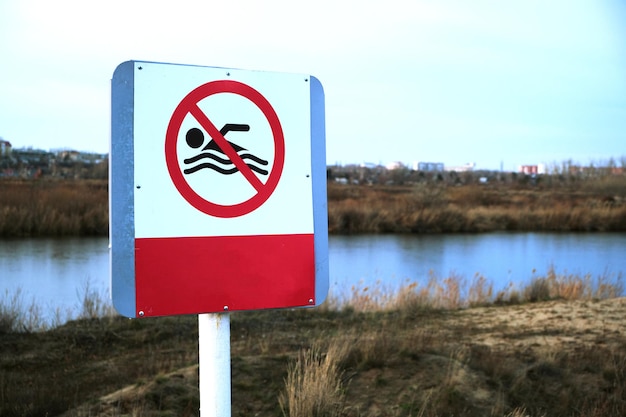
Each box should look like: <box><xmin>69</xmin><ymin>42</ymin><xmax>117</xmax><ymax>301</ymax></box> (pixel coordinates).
<box><xmin>183</xmin><ymin>124</ymin><xmax>269</xmax><ymax>176</ymax></box>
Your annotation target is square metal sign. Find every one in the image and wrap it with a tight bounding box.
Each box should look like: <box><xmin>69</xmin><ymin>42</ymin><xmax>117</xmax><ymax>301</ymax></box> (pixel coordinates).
<box><xmin>110</xmin><ymin>61</ymin><xmax>328</xmax><ymax>318</ymax></box>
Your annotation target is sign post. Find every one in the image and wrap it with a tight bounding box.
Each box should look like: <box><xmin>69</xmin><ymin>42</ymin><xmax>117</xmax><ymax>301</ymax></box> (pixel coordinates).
<box><xmin>110</xmin><ymin>60</ymin><xmax>327</xmax><ymax>415</ymax></box>
<box><xmin>199</xmin><ymin>313</ymin><xmax>231</xmax><ymax>417</ymax></box>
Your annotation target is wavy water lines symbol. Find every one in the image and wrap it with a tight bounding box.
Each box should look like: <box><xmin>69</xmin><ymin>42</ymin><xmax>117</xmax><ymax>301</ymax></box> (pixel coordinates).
<box><xmin>183</xmin><ymin>124</ymin><xmax>269</xmax><ymax>176</ymax></box>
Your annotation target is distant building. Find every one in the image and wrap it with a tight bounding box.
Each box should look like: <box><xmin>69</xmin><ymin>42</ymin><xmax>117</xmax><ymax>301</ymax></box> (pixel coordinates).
<box><xmin>57</xmin><ymin>150</ymin><xmax>80</xmax><ymax>162</ymax></box>
<box><xmin>519</xmin><ymin>164</ymin><xmax>546</xmax><ymax>175</ymax></box>
<box><xmin>360</xmin><ymin>162</ymin><xmax>380</xmax><ymax>169</ymax></box>
<box><xmin>415</xmin><ymin>162</ymin><xmax>444</xmax><ymax>172</ymax></box>
<box><xmin>519</xmin><ymin>165</ymin><xmax>538</xmax><ymax>175</ymax></box>
<box><xmin>386</xmin><ymin>161</ymin><xmax>406</xmax><ymax>170</ymax></box>
<box><xmin>444</xmin><ymin>162</ymin><xmax>475</xmax><ymax>172</ymax></box>
<box><xmin>0</xmin><ymin>139</ymin><xmax>12</xmax><ymax>157</ymax></box>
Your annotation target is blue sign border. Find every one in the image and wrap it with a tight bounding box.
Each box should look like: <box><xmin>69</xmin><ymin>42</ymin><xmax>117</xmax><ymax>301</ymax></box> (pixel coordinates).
<box><xmin>110</xmin><ymin>61</ymin><xmax>137</xmax><ymax>318</ymax></box>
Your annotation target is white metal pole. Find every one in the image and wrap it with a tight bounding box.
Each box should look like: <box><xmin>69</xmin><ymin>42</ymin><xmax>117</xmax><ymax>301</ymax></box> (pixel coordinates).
<box><xmin>198</xmin><ymin>312</ymin><xmax>231</xmax><ymax>417</ymax></box>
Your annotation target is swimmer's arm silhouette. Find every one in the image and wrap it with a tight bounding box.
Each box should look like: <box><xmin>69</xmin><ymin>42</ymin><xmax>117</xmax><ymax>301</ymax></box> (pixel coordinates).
<box><xmin>219</xmin><ymin>124</ymin><xmax>250</xmax><ymax>136</ymax></box>
<box><xmin>203</xmin><ymin>124</ymin><xmax>251</xmax><ymax>152</ymax></box>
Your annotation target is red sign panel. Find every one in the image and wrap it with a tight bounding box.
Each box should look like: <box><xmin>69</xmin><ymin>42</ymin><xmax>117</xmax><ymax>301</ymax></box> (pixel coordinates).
<box><xmin>135</xmin><ymin>234</ymin><xmax>315</xmax><ymax>316</ymax></box>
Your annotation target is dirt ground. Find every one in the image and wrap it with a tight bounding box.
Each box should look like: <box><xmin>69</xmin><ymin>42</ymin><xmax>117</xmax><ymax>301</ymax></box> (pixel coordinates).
<box><xmin>2</xmin><ymin>298</ymin><xmax>625</xmax><ymax>417</ymax></box>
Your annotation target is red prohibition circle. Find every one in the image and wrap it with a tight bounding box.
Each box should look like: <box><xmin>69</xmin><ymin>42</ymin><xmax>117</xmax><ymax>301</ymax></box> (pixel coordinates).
<box><xmin>165</xmin><ymin>80</ymin><xmax>285</xmax><ymax>218</ymax></box>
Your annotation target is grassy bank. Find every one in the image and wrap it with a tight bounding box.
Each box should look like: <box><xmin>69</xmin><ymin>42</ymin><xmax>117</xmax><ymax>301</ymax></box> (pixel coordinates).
<box><xmin>0</xmin><ymin>179</ymin><xmax>108</xmax><ymax>237</ymax></box>
<box><xmin>328</xmin><ymin>176</ymin><xmax>626</xmax><ymax>234</ymax></box>
<box><xmin>1</xmin><ymin>271</ymin><xmax>624</xmax><ymax>417</ymax></box>
<box><xmin>1</xmin><ymin>175</ymin><xmax>626</xmax><ymax>236</ymax></box>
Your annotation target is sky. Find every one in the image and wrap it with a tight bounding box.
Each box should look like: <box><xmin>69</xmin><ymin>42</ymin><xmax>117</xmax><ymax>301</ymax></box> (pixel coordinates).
<box><xmin>1</xmin><ymin>0</ymin><xmax>625</xmax><ymax>171</ymax></box>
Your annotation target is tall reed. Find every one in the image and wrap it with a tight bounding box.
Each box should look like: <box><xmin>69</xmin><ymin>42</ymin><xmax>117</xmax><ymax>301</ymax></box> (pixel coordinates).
<box><xmin>0</xmin><ymin>179</ymin><xmax>108</xmax><ymax>237</ymax></box>
<box><xmin>0</xmin><ymin>278</ymin><xmax>115</xmax><ymax>332</ymax></box>
<box><xmin>2</xmin><ymin>176</ymin><xmax>625</xmax><ymax>236</ymax></box>
<box><xmin>327</xmin><ymin>178</ymin><xmax>626</xmax><ymax>234</ymax></box>
<box><xmin>279</xmin><ymin>341</ymin><xmax>348</xmax><ymax>417</ymax></box>
<box><xmin>325</xmin><ymin>267</ymin><xmax>624</xmax><ymax>313</ymax></box>
<box><xmin>0</xmin><ymin>288</ymin><xmax>49</xmax><ymax>333</ymax></box>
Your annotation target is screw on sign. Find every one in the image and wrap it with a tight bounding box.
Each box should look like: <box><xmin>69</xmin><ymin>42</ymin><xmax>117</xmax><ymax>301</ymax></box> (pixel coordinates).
<box><xmin>165</xmin><ymin>80</ymin><xmax>285</xmax><ymax>218</ymax></box>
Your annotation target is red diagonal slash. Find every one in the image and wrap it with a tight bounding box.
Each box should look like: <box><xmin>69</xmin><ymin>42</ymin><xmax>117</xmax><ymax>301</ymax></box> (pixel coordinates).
<box><xmin>165</xmin><ymin>79</ymin><xmax>285</xmax><ymax>218</ymax></box>
<box><xmin>189</xmin><ymin>104</ymin><xmax>264</xmax><ymax>191</ymax></box>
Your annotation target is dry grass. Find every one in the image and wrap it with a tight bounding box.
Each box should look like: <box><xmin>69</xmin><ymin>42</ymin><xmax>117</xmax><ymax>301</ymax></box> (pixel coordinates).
<box><xmin>327</xmin><ymin>178</ymin><xmax>626</xmax><ymax>234</ymax></box>
<box><xmin>0</xmin><ymin>179</ymin><xmax>108</xmax><ymax>237</ymax></box>
<box><xmin>1</xmin><ymin>269</ymin><xmax>624</xmax><ymax>416</ymax></box>
<box><xmin>279</xmin><ymin>341</ymin><xmax>349</xmax><ymax>417</ymax></box>
<box><xmin>278</xmin><ymin>299</ymin><xmax>626</xmax><ymax>416</ymax></box>
<box><xmin>524</xmin><ymin>266</ymin><xmax>624</xmax><ymax>302</ymax></box>
<box><xmin>75</xmin><ymin>278</ymin><xmax>117</xmax><ymax>321</ymax></box>
<box><xmin>2</xmin><ymin>176</ymin><xmax>625</xmax><ymax>236</ymax></box>
<box><xmin>322</xmin><ymin>266</ymin><xmax>623</xmax><ymax>315</ymax></box>
<box><xmin>0</xmin><ymin>279</ymin><xmax>116</xmax><ymax>333</ymax></box>
<box><xmin>0</xmin><ymin>288</ymin><xmax>47</xmax><ymax>333</ymax></box>
<box><xmin>280</xmin><ymin>269</ymin><xmax>625</xmax><ymax>417</ymax></box>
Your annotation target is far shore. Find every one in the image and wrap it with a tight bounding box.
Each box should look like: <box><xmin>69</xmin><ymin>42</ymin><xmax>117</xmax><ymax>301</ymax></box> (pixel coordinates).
<box><xmin>0</xmin><ymin>174</ymin><xmax>625</xmax><ymax>237</ymax></box>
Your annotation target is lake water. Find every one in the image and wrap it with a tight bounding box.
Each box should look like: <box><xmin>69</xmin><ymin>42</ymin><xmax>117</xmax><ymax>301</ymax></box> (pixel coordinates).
<box><xmin>1</xmin><ymin>233</ymin><xmax>625</xmax><ymax>323</ymax></box>
<box><xmin>329</xmin><ymin>233</ymin><xmax>626</xmax><ymax>300</ymax></box>
<box><xmin>0</xmin><ymin>238</ymin><xmax>110</xmax><ymax>322</ymax></box>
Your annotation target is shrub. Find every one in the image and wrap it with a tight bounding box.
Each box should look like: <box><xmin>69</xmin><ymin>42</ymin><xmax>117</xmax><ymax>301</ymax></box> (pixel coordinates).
<box><xmin>279</xmin><ymin>340</ymin><xmax>349</xmax><ymax>417</ymax></box>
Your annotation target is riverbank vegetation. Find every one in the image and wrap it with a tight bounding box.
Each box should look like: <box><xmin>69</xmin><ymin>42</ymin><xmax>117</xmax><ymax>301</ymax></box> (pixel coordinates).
<box><xmin>1</xmin><ymin>171</ymin><xmax>625</xmax><ymax>237</ymax></box>
<box><xmin>327</xmin><ymin>174</ymin><xmax>626</xmax><ymax>234</ymax></box>
<box><xmin>1</xmin><ymin>270</ymin><xmax>624</xmax><ymax>416</ymax></box>
<box><xmin>0</xmin><ymin>179</ymin><xmax>108</xmax><ymax>237</ymax></box>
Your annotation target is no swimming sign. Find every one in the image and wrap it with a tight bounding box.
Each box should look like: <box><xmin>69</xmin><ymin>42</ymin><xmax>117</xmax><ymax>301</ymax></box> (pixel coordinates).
<box><xmin>110</xmin><ymin>61</ymin><xmax>328</xmax><ymax>318</ymax></box>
